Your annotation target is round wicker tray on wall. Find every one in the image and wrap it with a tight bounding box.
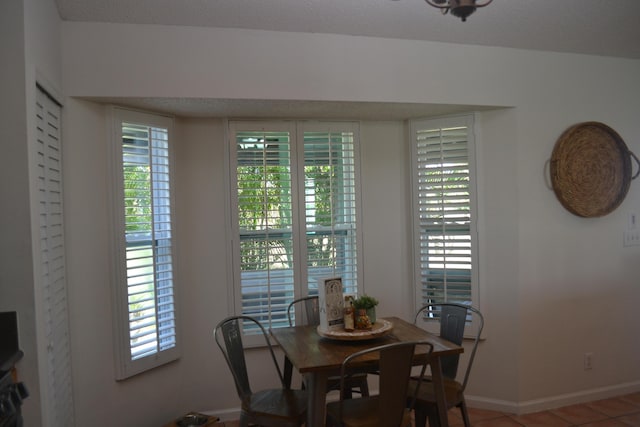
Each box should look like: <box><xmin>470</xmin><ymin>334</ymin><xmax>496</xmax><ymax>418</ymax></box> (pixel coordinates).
<box><xmin>550</xmin><ymin>121</ymin><xmax>639</xmax><ymax>218</ymax></box>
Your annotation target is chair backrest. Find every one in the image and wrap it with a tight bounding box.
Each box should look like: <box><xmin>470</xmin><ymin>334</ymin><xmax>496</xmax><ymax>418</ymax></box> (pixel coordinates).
<box><xmin>414</xmin><ymin>302</ymin><xmax>484</xmax><ymax>390</ymax></box>
<box><xmin>287</xmin><ymin>295</ymin><xmax>320</xmax><ymax>326</ymax></box>
<box><xmin>214</xmin><ymin>315</ymin><xmax>285</xmax><ymax>400</ymax></box>
<box><xmin>337</xmin><ymin>341</ymin><xmax>433</xmax><ymax>426</ymax></box>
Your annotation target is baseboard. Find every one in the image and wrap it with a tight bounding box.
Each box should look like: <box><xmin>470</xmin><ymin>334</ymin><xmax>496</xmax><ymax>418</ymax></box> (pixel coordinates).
<box><xmin>203</xmin><ymin>407</ymin><xmax>240</xmax><ymax>422</ymax></box>
<box><xmin>207</xmin><ymin>381</ymin><xmax>640</xmax><ymax>420</ymax></box>
<box><xmin>466</xmin><ymin>381</ymin><xmax>640</xmax><ymax>415</ymax></box>
<box><xmin>206</xmin><ymin>392</ymin><xmax>341</xmax><ymax>421</ymax></box>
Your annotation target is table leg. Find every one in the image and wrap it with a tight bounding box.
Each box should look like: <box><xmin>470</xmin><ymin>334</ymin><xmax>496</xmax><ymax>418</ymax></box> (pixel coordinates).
<box><xmin>304</xmin><ymin>372</ymin><xmax>328</xmax><ymax>427</ymax></box>
<box><xmin>429</xmin><ymin>357</ymin><xmax>449</xmax><ymax>427</ymax></box>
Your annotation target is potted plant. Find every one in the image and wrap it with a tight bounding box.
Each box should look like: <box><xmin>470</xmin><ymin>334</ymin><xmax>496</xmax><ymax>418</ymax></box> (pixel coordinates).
<box><xmin>352</xmin><ymin>294</ymin><xmax>379</xmax><ymax>324</ymax></box>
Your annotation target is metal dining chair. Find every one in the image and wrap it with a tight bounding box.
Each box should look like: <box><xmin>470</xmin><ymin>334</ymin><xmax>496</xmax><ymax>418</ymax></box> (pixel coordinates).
<box><xmin>287</xmin><ymin>295</ymin><xmax>370</xmax><ymax>398</ymax></box>
<box><xmin>214</xmin><ymin>315</ymin><xmax>308</xmax><ymax>427</ymax></box>
<box><xmin>326</xmin><ymin>340</ymin><xmax>433</xmax><ymax>427</ymax></box>
<box><xmin>408</xmin><ymin>303</ymin><xmax>485</xmax><ymax>427</ymax></box>
<box><xmin>287</xmin><ymin>295</ymin><xmax>321</xmax><ymax>326</ymax></box>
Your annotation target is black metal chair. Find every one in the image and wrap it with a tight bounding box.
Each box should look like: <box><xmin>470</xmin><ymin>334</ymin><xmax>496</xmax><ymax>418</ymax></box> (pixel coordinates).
<box><xmin>326</xmin><ymin>340</ymin><xmax>433</xmax><ymax>427</ymax></box>
<box><xmin>287</xmin><ymin>295</ymin><xmax>370</xmax><ymax>398</ymax></box>
<box><xmin>409</xmin><ymin>303</ymin><xmax>484</xmax><ymax>427</ymax></box>
<box><xmin>214</xmin><ymin>315</ymin><xmax>307</xmax><ymax>427</ymax></box>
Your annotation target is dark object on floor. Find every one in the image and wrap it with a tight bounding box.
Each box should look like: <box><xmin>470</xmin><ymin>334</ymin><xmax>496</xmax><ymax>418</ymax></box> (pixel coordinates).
<box><xmin>176</xmin><ymin>413</ymin><xmax>209</xmax><ymax>427</ymax></box>
<box><xmin>168</xmin><ymin>412</ymin><xmax>219</xmax><ymax>427</ymax></box>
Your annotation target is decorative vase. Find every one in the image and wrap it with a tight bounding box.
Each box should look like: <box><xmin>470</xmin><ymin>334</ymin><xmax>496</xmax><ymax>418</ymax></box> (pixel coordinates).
<box><xmin>366</xmin><ymin>307</ymin><xmax>376</xmax><ymax>324</ymax></box>
<box><xmin>355</xmin><ymin>309</ymin><xmax>372</xmax><ymax>330</ymax></box>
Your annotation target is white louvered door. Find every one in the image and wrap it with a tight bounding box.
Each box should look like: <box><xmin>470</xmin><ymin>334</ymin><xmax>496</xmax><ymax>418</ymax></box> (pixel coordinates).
<box><xmin>35</xmin><ymin>86</ymin><xmax>74</xmax><ymax>427</ymax></box>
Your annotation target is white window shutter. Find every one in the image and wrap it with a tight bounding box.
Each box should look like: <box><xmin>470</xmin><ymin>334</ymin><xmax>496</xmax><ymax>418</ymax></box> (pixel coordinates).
<box><xmin>411</xmin><ymin>115</ymin><xmax>479</xmax><ymax>311</ymax></box>
<box><xmin>110</xmin><ymin>108</ymin><xmax>180</xmax><ymax>379</ymax></box>
<box><xmin>232</xmin><ymin>125</ymin><xmax>297</xmax><ymax>330</ymax></box>
<box><xmin>229</xmin><ymin>121</ymin><xmax>362</xmax><ymax>336</ymax></box>
<box><xmin>299</xmin><ymin>123</ymin><xmax>360</xmax><ymax>297</ymax></box>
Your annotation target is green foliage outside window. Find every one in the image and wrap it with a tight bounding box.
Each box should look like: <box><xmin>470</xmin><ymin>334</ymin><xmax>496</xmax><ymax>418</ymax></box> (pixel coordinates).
<box><xmin>237</xmin><ymin>161</ymin><xmax>343</xmax><ymax>270</ymax></box>
<box><xmin>123</xmin><ymin>164</ymin><xmax>152</xmax><ymax>234</ymax></box>
<box><xmin>237</xmin><ymin>164</ymin><xmax>292</xmax><ymax>271</ymax></box>
<box><xmin>237</xmin><ymin>165</ymin><xmax>291</xmax><ymax>230</ymax></box>
<box><xmin>305</xmin><ymin>164</ymin><xmax>341</xmax><ymax>268</ymax></box>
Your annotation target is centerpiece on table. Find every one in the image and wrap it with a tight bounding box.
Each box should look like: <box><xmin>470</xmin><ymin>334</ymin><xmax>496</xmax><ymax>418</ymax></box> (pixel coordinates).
<box><xmin>352</xmin><ymin>294</ymin><xmax>379</xmax><ymax>330</ymax></box>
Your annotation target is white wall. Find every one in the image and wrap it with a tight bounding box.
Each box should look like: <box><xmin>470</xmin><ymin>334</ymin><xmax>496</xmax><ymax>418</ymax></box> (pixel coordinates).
<box><xmin>58</xmin><ymin>22</ymin><xmax>640</xmax><ymax>425</ymax></box>
<box><xmin>1</xmin><ymin>0</ymin><xmax>64</xmax><ymax>425</ymax></box>
<box><xmin>359</xmin><ymin>121</ymin><xmax>414</xmax><ymax>317</ymax></box>
<box><xmin>0</xmin><ymin>3</ymin><xmax>40</xmax><ymax>425</ymax></box>
<box><xmin>24</xmin><ymin>0</ymin><xmax>65</xmax><ymax>423</ymax></box>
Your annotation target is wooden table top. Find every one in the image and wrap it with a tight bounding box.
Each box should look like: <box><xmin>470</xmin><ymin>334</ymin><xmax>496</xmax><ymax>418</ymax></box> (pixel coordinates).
<box><xmin>270</xmin><ymin>316</ymin><xmax>463</xmax><ymax>374</ymax></box>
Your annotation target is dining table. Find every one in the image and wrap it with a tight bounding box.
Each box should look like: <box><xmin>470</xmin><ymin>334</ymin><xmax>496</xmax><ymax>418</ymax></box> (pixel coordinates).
<box><xmin>270</xmin><ymin>316</ymin><xmax>463</xmax><ymax>427</ymax></box>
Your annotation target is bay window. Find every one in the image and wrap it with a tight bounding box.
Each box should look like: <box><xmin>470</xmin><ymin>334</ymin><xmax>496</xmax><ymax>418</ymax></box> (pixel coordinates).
<box><xmin>410</xmin><ymin>115</ymin><xmax>481</xmax><ymax>333</ymax></box>
<box><xmin>110</xmin><ymin>108</ymin><xmax>179</xmax><ymax>379</ymax></box>
<box><xmin>228</xmin><ymin>121</ymin><xmax>362</xmax><ymax>334</ymax></box>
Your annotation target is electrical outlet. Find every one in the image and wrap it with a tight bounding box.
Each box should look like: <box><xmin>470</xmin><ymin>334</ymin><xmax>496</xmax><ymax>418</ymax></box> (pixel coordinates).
<box><xmin>624</xmin><ymin>230</ymin><xmax>640</xmax><ymax>247</ymax></box>
<box><xmin>629</xmin><ymin>211</ymin><xmax>638</xmax><ymax>230</ymax></box>
<box><xmin>584</xmin><ymin>352</ymin><xmax>593</xmax><ymax>370</ymax></box>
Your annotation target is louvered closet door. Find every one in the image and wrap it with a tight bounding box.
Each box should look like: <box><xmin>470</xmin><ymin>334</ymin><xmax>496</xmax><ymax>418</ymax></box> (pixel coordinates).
<box><xmin>35</xmin><ymin>86</ymin><xmax>74</xmax><ymax>427</ymax></box>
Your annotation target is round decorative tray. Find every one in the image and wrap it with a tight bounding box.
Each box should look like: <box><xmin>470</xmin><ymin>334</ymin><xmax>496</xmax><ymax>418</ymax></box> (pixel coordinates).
<box><xmin>317</xmin><ymin>319</ymin><xmax>393</xmax><ymax>341</ymax></box>
<box><xmin>550</xmin><ymin>121</ymin><xmax>638</xmax><ymax>217</ymax></box>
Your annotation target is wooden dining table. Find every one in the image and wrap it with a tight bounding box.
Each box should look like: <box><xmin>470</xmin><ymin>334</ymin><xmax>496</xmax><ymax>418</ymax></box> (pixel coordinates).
<box><xmin>270</xmin><ymin>316</ymin><xmax>463</xmax><ymax>427</ymax></box>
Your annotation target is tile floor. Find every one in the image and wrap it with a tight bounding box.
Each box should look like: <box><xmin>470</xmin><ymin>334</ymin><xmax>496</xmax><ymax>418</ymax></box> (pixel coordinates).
<box><xmin>214</xmin><ymin>392</ymin><xmax>640</xmax><ymax>426</ymax></box>
<box><xmin>443</xmin><ymin>392</ymin><xmax>640</xmax><ymax>426</ymax></box>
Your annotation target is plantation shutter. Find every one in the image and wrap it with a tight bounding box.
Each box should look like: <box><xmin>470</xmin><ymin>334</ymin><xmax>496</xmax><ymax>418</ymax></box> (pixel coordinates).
<box><xmin>229</xmin><ymin>121</ymin><xmax>362</xmax><ymax>335</ymax></box>
<box><xmin>232</xmin><ymin>125</ymin><xmax>297</xmax><ymax>330</ymax></box>
<box><xmin>121</xmin><ymin>122</ymin><xmax>176</xmax><ymax>360</ymax></box>
<box><xmin>35</xmin><ymin>85</ymin><xmax>74</xmax><ymax>427</ymax></box>
<box><xmin>300</xmin><ymin>124</ymin><xmax>359</xmax><ymax>296</ymax></box>
<box><xmin>111</xmin><ymin>108</ymin><xmax>179</xmax><ymax>379</ymax></box>
<box><xmin>411</xmin><ymin>116</ymin><xmax>476</xmax><ymax>306</ymax></box>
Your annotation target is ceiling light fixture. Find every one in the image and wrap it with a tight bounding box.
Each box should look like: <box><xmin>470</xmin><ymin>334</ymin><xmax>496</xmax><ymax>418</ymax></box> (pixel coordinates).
<box><xmin>425</xmin><ymin>0</ymin><xmax>493</xmax><ymax>22</ymax></box>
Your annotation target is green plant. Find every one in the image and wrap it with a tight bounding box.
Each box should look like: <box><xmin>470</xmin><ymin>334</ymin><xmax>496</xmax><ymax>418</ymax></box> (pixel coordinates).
<box><xmin>352</xmin><ymin>294</ymin><xmax>379</xmax><ymax>310</ymax></box>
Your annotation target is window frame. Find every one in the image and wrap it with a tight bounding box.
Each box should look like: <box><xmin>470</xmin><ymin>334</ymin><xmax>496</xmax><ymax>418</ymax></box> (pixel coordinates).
<box><xmin>409</xmin><ymin>114</ymin><xmax>481</xmax><ymax>337</ymax></box>
<box><xmin>109</xmin><ymin>107</ymin><xmax>180</xmax><ymax>380</ymax></box>
<box><xmin>227</xmin><ymin>120</ymin><xmax>363</xmax><ymax>344</ymax></box>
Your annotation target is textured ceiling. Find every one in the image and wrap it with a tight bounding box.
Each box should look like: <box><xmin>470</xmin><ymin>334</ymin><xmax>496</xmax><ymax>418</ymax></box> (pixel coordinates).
<box><xmin>57</xmin><ymin>0</ymin><xmax>640</xmax><ymax>119</ymax></box>
<box><xmin>55</xmin><ymin>0</ymin><xmax>640</xmax><ymax>59</ymax></box>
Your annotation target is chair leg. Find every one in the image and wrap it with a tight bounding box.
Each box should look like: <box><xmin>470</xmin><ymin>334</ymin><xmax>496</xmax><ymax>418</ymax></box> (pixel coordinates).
<box><xmin>459</xmin><ymin>400</ymin><xmax>471</xmax><ymax>427</ymax></box>
<box><xmin>325</xmin><ymin>414</ymin><xmax>339</xmax><ymax>427</ymax></box>
<box><xmin>360</xmin><ymin>379</ymin><xmax>369</xmax><ymax>397</ymax></box>
<box><xmin>239</xmin><ymin>411</ymin><xmax>249</xmax><ymax>427</ymax></box>
<box><xmin>427</xmin><ymin>408</ymin><xmax>441</xmax><ymax>427</ymax></box>
<box><xmin>413</xmin><ymin>406</ymin><xmax>428</xmax><ymax>427</ymax></box>
<box><xmin>283</xmin><ymin>357</ymin><xmax>293</xmax><ymax>389</ymax></box>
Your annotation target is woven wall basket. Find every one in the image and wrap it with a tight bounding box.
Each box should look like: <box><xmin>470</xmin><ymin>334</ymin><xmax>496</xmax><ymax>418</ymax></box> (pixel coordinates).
<box><xmin>550</xmin><ymin>121</ymin><xmax>639</xmax><ymax>218</ymax></box>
